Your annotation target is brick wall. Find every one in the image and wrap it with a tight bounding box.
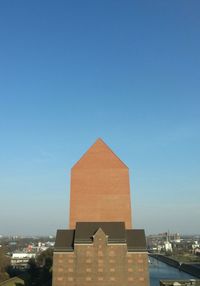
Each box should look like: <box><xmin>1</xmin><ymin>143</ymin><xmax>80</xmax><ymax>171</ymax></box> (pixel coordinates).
<box><xmin>53</xmin><ymin>229</ymin><xmax>149</xmax><ymax>286</ymax></box>
<box><xmin>69</xmin><ymin>139</ymin><xmax>132</xmax><ymax>229</ymax></box>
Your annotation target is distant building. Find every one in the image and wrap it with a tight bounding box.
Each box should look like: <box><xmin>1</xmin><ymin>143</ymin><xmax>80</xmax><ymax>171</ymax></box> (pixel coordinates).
<box><xmin>192</xmin><ymin>242</ymin><xmax>200</xmax><ymax>251</ymax></box>
<box><xmin>11</xmin><ymin>252</ymin><xmax>36</xmax><ymax>269</ymax></box>
<box><xmin>172</xmin><ymin>233</ymin><xmax>181</xmax><ymax>243</ymax></box>
<box><xmin>160</xmin><ymin>280</ymin><xmax>200</xmax><ymax>286</ymax></box>
<box><xmin>194</xmin><ymin>248</ymin><xmax>200</xmax><ymax>256</ymax></box>
<box><xmin>164</xmin><ymin>241</ymin><xmax>173</xmax><ymax>252</ymax></box>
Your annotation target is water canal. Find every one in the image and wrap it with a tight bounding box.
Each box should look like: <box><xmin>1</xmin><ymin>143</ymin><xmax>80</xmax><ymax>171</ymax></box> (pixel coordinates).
<box><xmin>149</xmin><ymin>256</ymin><xmax>197</xmax><ymax>286</ymax></box>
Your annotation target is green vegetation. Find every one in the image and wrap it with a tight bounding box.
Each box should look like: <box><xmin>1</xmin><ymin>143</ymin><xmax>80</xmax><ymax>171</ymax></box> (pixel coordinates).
<box><xmin>171</xmin><ymin>254</ymin><xmax>200</xmax><ymax>263</ymax></box>
<box><xmin>24</xmin><ymin>248</ymin><xmax>53</xmax><ymax>286</ymax></box>
<box><xmin>0</xmin><ymin>247</ymin><xmax>10</xmax><ymax>283</ymax></box>
<box><xmin>0</xmin><ymin>248</ymin><xmax>53</xmax><ymax>286</ymax></box>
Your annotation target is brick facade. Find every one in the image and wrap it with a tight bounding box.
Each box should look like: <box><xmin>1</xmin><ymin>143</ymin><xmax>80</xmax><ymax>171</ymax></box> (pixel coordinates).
<box><xmin>52</xmin><ymin>139</ymin><xmax>149</xmax><ymax>286</ymax></box>
<box><xmin>69</xmin><ymin>139</ymin><xmax>132</xmax><ymax>229</ymax></box>
<box><xmin>53</xmin><ymin>228</ymin><xmax>149</xmax><ymax>286</ymax></box>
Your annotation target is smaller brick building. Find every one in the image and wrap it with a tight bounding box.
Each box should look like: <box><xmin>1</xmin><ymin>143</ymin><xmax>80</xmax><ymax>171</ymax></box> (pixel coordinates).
<box><xmin>53</xmin><ymin>222</ymin><xmax>149</xmax><ymax>286</ymax></box>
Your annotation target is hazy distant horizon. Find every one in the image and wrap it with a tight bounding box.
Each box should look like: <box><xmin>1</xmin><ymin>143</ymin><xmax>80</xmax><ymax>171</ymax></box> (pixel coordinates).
<box><xmin>1</xmin><ymin>230</ymin><xmax>200</xmax><ymax>238</ymax></box>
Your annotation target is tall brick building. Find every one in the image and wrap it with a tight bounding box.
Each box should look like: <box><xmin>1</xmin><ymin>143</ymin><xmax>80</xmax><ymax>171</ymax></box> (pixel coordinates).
<box><xmin>70</xmin><ymin>138</ymin><xmax>132</xmax><ymax>229</ymax></box>
<box><xmin>52</xmin><ymin>139</ymin><xmax>149</xmax><ymax>286</ymax></box>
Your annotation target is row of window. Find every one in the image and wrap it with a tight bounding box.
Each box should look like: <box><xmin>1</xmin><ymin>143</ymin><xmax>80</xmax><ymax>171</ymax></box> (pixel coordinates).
<box><xmin>57</xmin><ymin>276</ymin><xmax>145</xmax><ymax>282</ymax></box>
<box><xmin>58</xmin><ymin>252</ymin><xmax>143</xmax><ymax>258</ymax></box>
<box><xmin>58</xmin><ymin>267</ymin><xmax>144</xmax><ymax>273</ymax></box>
<box><xmin>58</xmin><ymin>258</ymin><xmax>144</xmax><ymax>264</ymax></box>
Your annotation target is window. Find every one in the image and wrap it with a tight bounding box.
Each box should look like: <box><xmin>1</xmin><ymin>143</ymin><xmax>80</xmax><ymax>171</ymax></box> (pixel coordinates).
<box><xmin>109</xmin><ymin>251</ymin><xmax>115</xmax><ymax>257</ymax></box>
<box><xmin>98</xmin><ymin>250</ymin><xmax>103</xmax><ymax>256</ymax></box>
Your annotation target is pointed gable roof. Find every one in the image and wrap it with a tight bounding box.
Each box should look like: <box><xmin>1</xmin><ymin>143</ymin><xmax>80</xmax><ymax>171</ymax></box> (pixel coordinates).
<box><xmin>72</xmin><ymin>138</ymin><xmax>128</xmax><ymax>170</ymax></box>
<box><xmin>93</xmin><ymin>227</ymin><xmax>107</xmax><ymax>238</ymax></box>
<box><xmin>54</xmin><ymin>224</ymin><xmax>147</xmax><ymax>252</ymax></box>
<box><xmin>74</xmin><ymin>222</ymin><xmax>126</xmax><ymax>244</ymax></box>
<box><xmin>93</xmin><ymin>228</ymin><xmax>108</xmax><ymax>244</ymax></box>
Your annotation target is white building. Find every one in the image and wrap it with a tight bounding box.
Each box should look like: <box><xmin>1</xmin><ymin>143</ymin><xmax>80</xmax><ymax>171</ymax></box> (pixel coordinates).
<box><xmin>164</xmin><ymin>241</ymin><xmax>173</xmax><ymax>252</ymax></box>
<box><xmin>11</xmin><ymin>252</ymin><xmax>36</xmax><ymax>269</ymax></box>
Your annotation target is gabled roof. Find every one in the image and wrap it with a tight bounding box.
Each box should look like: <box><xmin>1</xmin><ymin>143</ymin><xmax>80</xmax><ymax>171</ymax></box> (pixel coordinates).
<box><xmin>93</xmin><ymin>227</ymin><xmax>107</xmax><ymax>238</ymax></box>
<box><xmin>126</xmin><ymin>229</ymin><xmax>147</xmax><ymax>251</ymax></box>
<box><xmin>74</xmin><ymin>222</ymin><xmax>126</xmax><ymax>244</ymax></box>
<box><xmin>54</xmin><ymin>230</ymin><xmax>74</xmax><ymax>252</ymax></box>
<box><xmin>54</xmin><ymin>223</ymin><xmax>147</xmax><ymax>253</ymax></box>
<box><xmin>72</xmin><ymin>138</ymin><xmax>128</xmax><ymax>170</ymax></box>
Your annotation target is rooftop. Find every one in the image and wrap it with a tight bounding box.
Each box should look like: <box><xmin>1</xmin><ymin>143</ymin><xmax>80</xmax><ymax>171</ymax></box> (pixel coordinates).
<box><xmin>54</xmin><ymin>222</ymin><xmax>146</xmax><ymax>252</ymax></box>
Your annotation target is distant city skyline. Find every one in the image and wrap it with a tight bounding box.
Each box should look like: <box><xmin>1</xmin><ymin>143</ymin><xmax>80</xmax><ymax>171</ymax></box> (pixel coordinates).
<box><xmin>0</xmin><ymin>1</ymin><xmax>200</xmax><ymax>235</ymax></box>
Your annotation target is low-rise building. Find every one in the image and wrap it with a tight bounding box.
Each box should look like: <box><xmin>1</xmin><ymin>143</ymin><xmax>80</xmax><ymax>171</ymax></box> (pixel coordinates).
<box><xmin>11</xmin><ymin>252</ymin><xmax>36</xmax><ymax>269</ymax></box>
<box><xmin>160</xmin><ymin>280</ymin><xmax>200</xmax><ymax>286</ymax></box>
<box><xmin>53</xmin><ymin>222</ymin><xmax>149</xmax><ymax>286</ymax></box>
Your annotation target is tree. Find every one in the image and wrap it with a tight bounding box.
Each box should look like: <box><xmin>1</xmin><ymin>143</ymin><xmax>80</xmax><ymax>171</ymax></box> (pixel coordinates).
<box><xmin>36</xmin><ymin>248</ymin><xmax>53</xmax><ymax>268</ymax></box>
<box><xmin>25</xmin><ymin>249</ymin><xmax>53</xmax><ymax>286</ymax></box>
<box><xmin>0</xmin><ymin>247</ymin><xmax>10</xmax><ymax>283</ymax></box>
<box><xmin>25</xmin><ymin>258</ymin><xmax>40</xmax><ymax>286</ymax></box>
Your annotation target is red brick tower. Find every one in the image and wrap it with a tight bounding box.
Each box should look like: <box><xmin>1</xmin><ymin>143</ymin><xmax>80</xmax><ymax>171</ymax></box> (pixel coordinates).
<box><xmin>53</xmin><ymin>139</ymin><xmax>149</xmax><ymax>286</ymax></box>
<box><xmin>69</xmin><ymin>138</ymin><xmax>132</xmax><ymax>229</ymax></box>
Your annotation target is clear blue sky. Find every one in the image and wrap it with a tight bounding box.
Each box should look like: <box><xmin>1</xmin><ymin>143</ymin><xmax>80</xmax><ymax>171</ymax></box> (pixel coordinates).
<box><xmin>0</xmin><ymin>1</ymin><xmax>199</xmax><ymax>236</ymax></box>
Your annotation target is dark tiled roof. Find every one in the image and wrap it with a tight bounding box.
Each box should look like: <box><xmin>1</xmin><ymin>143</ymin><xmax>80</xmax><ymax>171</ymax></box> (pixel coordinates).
<box><xmin>54</xmin><ymin>230</ymin><xmax>74</xmax><ymax>252</ymax></box>
<box><xmin>54</xmin><ymin>222</ymin><xmax>147</xmax><ymax>252</ymax></box>
<box><xmin>126</xmin><ymin>229</ymin><xmax>146</xmax><ymax>252</ymax></box>
<box><xmin>75</xmin><ymin>222</ymin><xmax>126</xmax><ymax>244</ymax></box>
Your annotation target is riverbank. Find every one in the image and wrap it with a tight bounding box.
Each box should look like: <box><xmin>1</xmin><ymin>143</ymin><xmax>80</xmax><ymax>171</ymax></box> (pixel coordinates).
<box><xmin>150</xmin><ymin>254</ymin><xmax>200</xmax><ymax>278</ymax></box>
